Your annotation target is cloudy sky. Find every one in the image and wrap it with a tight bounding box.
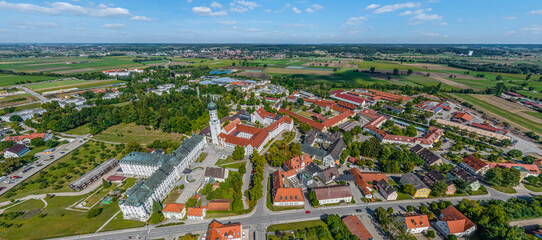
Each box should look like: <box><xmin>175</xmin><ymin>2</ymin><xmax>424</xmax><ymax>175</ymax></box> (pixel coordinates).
<box><xmin>0</xmin><ymin>0</ymin><xmax>540</xmax><ymax>43</ymax></box>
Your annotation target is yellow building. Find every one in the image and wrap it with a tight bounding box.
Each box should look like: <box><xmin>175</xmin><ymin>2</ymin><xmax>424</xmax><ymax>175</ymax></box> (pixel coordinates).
<box><xmin>400</xmin><ymin>173</ymin><xmax>431</xmax><ymax>198</ymax></box>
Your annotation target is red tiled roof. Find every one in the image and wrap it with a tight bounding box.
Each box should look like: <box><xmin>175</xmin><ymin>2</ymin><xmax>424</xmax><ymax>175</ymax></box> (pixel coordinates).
<box><xmin>486</xmin><ymin>162</ymin><xmax>540</xmax><ymax>175</ymax></box>
<box><xmin>313</xmin><ymin>185</ymin><xmax>352</xmax><ymax>200</ymax></box>
<box><xmin>205</xmin><ymin>220</ymin><xmax>242</xmax><ymax>240</ymax></box>
<box><xmin>163</xmin><ymin>203</ymin><xmax>185</xmax><ymax>213</ymax></box>
<box><xmin>462</xmin><ymin>155</ymin><xmax>488</xmax><ymax>171</ymax></box>
<box><xmin>330</xmin><ymin>89</ymin><xmax>345</xmax><ymax>95</ymax></box>
<box><xmin>223</xmin><ymin>118</ymin><xmax>241</xmax><ymax>133</ymax></box>
<box><xmin>342</xmin><ymin>215</ymin><xmax>373</xmax><ymax>240</ymax></box>
<box><xmin>279</xmin><ymin>108</ymin><xmax>325</xmax><ymax>131</ymax></box>
<box><xmin>254</xmin><ymin>107</ymin><xmax>278</xmax><ymax>120</ymax></box>
<box><xmin>364</xmin><ymin>89</ymin><xmax>411</xmax><ymax>102</ymax></box>
<box><xmin>470</xmin><ymin>123</ymin><xmax>508</xmax><ymax>134</ymax></box>
<box><xmin>452</xmin><ymin>112</ymin><xmax>472</xmax><ymax>122</ymax></box>
<box><xmin>323</xmin><ymin>110</ymin><xmax>354</xmax><ymax>127</ymax></box>
<box><xmin>439</xmin><ymin>206</ymin><xmax>476</xmax><ymax>234</ymax></box>
<box><xmin>333</xmin><ymin>93</ymin><xmax>369</xmax><ymax>105</ymax></box>
<box><xmin>336</xmin><ymin>101</ymin><xmax>357</xmax><ymax>110</ymax></box>
<box><xmin>273</xmin><ymin>188</ymin><xmax>304</xmax><ymax>203</ymax></box>
<box><xmin>4</xmin><ymin>132</ymin><xmax>47</xmax><ymax>142</ymax></box>
<box><xmin>271</xmin><ymin>170</ymin><xmax>284</xmax><ymax>190</ymax></box>
<box><xmin>284</xmin><ymin>154</ymin><xmax>313</xmax><ymax>171</ymax></box>
<box><xmin>219</xmin><ymin>115</ymin><xmax>292</xmax><ymax>149</ymax></box>
<box><xmin>186</xmin><ymin>207</ymin><xmax>207</xmax><ymax>217</ymax></box>
<box><xmin>404</xmin><ymin>214</ymin><xmax>429</xmax><ymax>229</ymax></box>
<box><xmin>207</xmin><ymin>199</ymin><xmax>232</xmax><ymax>211</ymax></box>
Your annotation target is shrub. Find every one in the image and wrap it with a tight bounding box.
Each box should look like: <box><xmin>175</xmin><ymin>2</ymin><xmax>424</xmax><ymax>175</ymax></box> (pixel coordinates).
<box><xmin>85</xmin><ymin>208</ymin><xmax>103</xmax><ymax>218</ymax></box>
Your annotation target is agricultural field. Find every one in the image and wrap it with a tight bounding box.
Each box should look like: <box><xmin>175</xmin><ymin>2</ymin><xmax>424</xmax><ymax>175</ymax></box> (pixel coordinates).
<box><xmin>35</xmin><ymin>80</ymin><xmax>122</xmax><ymax>93</ymax></box>
<box><xmin>0</xmin><ymin>56</ymin><xmax>144</xmax><ymax>74</ymax></box>
<box><xmin>2</xmin><ymin>141</ymin><xmax>124</xmax><ymax>200</ymax></box>
<box><xmin>27</xmin><ymin>79</ymin><xmax>89</xmax><ymax>90</ymax></box>
<box><xmin>0</xmin><ymin>93</ymin><xmax>38</xmax><ymax>108</ymax></box>
<box><xmin>0</xmin><ymin>74</ymin><xmax>58</xmax><ymax>87</ymax></box>
<box><xmin>265</xmin><ymin>67</ymin><xmax>334</xmax><ymax>76</ymax></box>
<box><xmin>92</xmin><ymin>123</ymin><xmax>186</xmax><ymax>145</ymax></box>
<box><xmin>453</xmin><ymin>94</ymin><xmax>542</xmax><ymax>135</ymax></box>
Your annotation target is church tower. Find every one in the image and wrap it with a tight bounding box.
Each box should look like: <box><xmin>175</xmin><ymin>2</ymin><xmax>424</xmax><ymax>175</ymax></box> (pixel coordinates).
<box><xmin>208</xmin><ymin>98</ymin><xmax>221</xmax><ymax>145</ymax></box>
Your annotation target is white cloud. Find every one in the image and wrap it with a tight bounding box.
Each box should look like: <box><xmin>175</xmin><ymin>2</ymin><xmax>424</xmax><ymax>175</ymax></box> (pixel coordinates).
<box><xmin>91</xmin><ymin>4</ymin><xmax>130</xmax><ymax>17</ymax></box>
<box><xmin>131</xmin><ymin>16</ymin><xmax>151</xmax><ymax>21</ymax></box>
<box><xmin>528</xmin><ymin>10</ymin><xmax>542</xmax><ymax>15</ymax></box>
<box><xmin>502</xmin><ymin>16</ymin><xmax>517</xmax><ymax>20</ymax></box>
<box><xmin>210</xmin><ymin>1</ymin><xmax>223</xmax><ymax>8</ymax></box>
<box><xmin>101</xmin><ymin>23</ymin><xmax>126</xmax><ymax>29</ymax></box>
<box><xmin>49</xmin><ymin>2</ymin><xmax>87</xmax><ymax>15</ymax></box>
<box><xmin>411</xmin><ymin>13</ymin><xmax>442</xmax><ymax>21</ymax></box>
<box><xmin>399</xmin><ymin>8</ymin><xmax>430</xmax><ymax>16</ymax></box>
<box><xmin>0</xmin><ymin>1</ymin><xmax>59</xmax><ymax>15</ymax></box>
<box><xmin>192</xmin><ymin>6</ymin><xmax>227</xmax><ymax>16</ymax></box>
<box><xmin>220</xmin><ymin>20</ymin><xmax>237</xmax><ymax>25</ymax></box>
<box><xmin>306</xmin><ymin>4</ymin><xmax>323</xmax><ymax>13</ymax></box>
<box><xmin>230</xmin><ymin>0</ymin><xmax>259</xmax><ymax>13</ymax></box>
<box><xmin>345</xmin><ymin>16</ymin><xmax>367</xmax><ymax>25</ymax></box>
<box><xmin>264</xmin><ymin>9</ymin><xmax>271</xmax><ymax>13</ymax></box>
<box><xmin>292</xmin><ymin>7</ymin><xmax>301</xmax><ymax>14</ymax></box>
<box><xmin>245</xmin><ymin>28</ymin><xmax>259</xmax><ymax>32</ymax></box>
<box><xmin>365</xmin><ymin>4</ymin><xmax>380</xmax><ymax>10</ymax></box>
<box><xmin>16</xmin><ymin>21</ymin><xmax>60</xmax><ymax>29</ymax></box>
<box><xmin>373</xmin><ymin>2</ymin><xmax>420</xmax><ymax>14</ymax></box>
<box><xmin>305</xmin><ymin>8</ymin><xmax>314</xmax><ymax>13</ymax></box>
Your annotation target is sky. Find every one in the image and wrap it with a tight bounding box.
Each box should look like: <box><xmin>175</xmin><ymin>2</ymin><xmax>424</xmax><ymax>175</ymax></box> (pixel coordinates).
<box><xmin>0</xmin><ymin>0</ymin><xmax>541</xmax><ymax>44</ymax></box>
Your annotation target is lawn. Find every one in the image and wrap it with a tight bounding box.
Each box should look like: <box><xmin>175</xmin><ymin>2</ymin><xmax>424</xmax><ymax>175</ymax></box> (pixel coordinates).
<box><xmin>453</xmin><ymin>94</ymin><xmax>542</xmax><ymax>135</ymax></box>
<box><xmin>34</xmin><ymin>80</ymin><xmax>121</xmax><ymax>93</ymax></box>
<box><xmin>66</xmin><ymin>124</ymin><xmax>91</xmax><ymax>135</ymax></box>
<box><xmin>205</xmin><ymin>210</ymin><xmax>238</xmax><ymax>219</ymax></box>
<box><xmin>355</xmin><ymin>60</ymin><xmax>428</xmax><ymax>71</ymax></box>
<box><xmin>100</xmin><ymin>212</ymin><xmax>146</xmax><ymax>232</ymax></box>
<box><xmin>0</xmin><ymin>56</ymin><xmax>143</xmax><ymax>73</ymax></box>
<box><xmin>27</xmin><ymin>79</ymin><xmax>89</xmax><ymax>90</ymax></box>
<box><xmin>524</xmin><ymin>184</ymin><xmax>542</xmax><ymax>192</ymax></box>
<box><xmin>119</xmin><ymin>178</ymin><xmax>138</xmax><ymax>190</ymax></box>
<box><xmin>93</xmin><ymin>123</ymin><xmax>186</xmax><ymax>145</ymax></box>
<box><xmin>267</xmin><ymin>220</ymin><xmax>327</xmax><ymax>232</ymax></box>
<box><xmin>4</xmin><ymin>199</ymin><xmax>45</xmax><ymax>212</ymax></box>
<box><xmin>2</xmin><ymin>141</ymin><xmax>124</xmax><ymax>200</ymax></box>
<box><xmin>216</xmin><ymin>156</ymin><xmax>237</xmax><ymax>166</ymax></box>
<box><xmin>162</xmin><ymin>188</ymin><xmax>182</xmax><ymax>205</ymax></box>
<box><xmin>491</xmin><ymin>185</ymin><xmax>517</xmax><ymax>194</ymax></box>
<box><xmin>0</xmin><ymin>74</ymin><xmax>58</xmax><ymax>87</ymax></box>
<box><xmin>0</xmin><ymin>195</ymin><xmax>122</xmax><ymax>239</ymax></box>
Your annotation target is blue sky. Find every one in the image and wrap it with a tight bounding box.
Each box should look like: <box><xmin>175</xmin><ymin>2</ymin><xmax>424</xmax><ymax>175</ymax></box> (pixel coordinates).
<box><xmin>0</xmin><ymin>0</ymin><xmax>540</xmax><ymax>43</ymax></box>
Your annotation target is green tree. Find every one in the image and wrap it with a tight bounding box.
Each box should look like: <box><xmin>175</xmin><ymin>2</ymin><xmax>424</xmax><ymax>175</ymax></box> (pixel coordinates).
<box><xmin>393</xmin><ymin>68</ymin><xmax>400</xmax><ymax>75</ymax></box>
<box><xmin>152</xmin><ymin>200</ymin><xmax>162</xmax><ymax>212</ymax></box>
<box><xmin>419</xmin><ymin>205</ymin><xmax>428</xmax><ymax>214</ymax></box>
<box><xmin>232</xmin><ymin>146</ymin><xmax>245</xmax><ymax>160</ymax></box>
<box><xmin>387</xmin><ymin>207</ymin><xmax>394</xmax><ymax>214</ymax></box>
<box><xmin>405</xmin><ymin>125</ymin><xmax>417</xmax><ymax>137</ymax></box>
<box><xmin>403</xmin><ymin>184</ymin><xmax>416</xmax><ymax>196</ymax></box>
<box><xmin>102</xmin><ymin>178</ymin><xmax>111</xmax><ymax>188</ymax></box>
<box><xmin>370</xmin><ymin>67</ymin><xmax>375</xmax><ymax>73</ymax></box>
<box><xmin>299</xmin><ymin>122</ymin><xmax>311</xmax><ymax>133</ymax></box>
<box><xmin>407</xmin><ymin>69</ymin><xmax>413</xmax><ymax>75</ymax></box>
<box><xmin>507</xmin><ymin>149</ymin><xmax>523</xmax><ymax>158</ymax></box>
<box><xmin>148</xmin><ymin>211</ymin><xmax>164</xmax><ymax>224</ymax></box>
<box><xmin>9</xmin><ymin>115</ymin><xmax>23</xmax><ymax>122</ymax></box>
<box><xmin>309</xmin><ymin>191</ymin><xmax>319</xmax><ymax>206</ymax></box>
<box><xmin>431</xmin><ymin>180</ymin><xmax>449</xmax><ymax>197</ymax></box>
<box><xmin>407</xmin><ymin>205</ymin><xmax>414</xmax><ymax>212</ymax></box>
<box><xmin>85</xmin><ymin>208</ymin><xmax>102</xmax><ymax>218</ymax></box>
<box><xmin>125</xmin><ymin>141</ymin><xmax>143</xmax><ymax>154</ymax></box>
<box><xmin>427</xmin><ymin>230</ymin><xmax>435</xmax><ymax>238</ymax></box>
<box><xmin>238</xmin><ymin>162</ymin><xmax>246</xmax><ymax>174</ymax></box>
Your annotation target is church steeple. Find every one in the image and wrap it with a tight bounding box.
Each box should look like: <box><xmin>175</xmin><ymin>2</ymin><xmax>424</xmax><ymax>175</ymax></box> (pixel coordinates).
<box><xmin>208</xmin><ymin>96</ymin><xmax>220</xmax><ymax>145</ymax></box>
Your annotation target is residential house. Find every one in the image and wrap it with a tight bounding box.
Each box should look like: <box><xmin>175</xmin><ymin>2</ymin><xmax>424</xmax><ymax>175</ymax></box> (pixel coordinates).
<box><xmin>436</xmin><ymin>206</ymin><xmax>477</xmax><ymax>237</ymax></box>
<box><xmin>312</xmin><ymin>185</ymin><xmax>352</xmax><ymax>205</ymax></box>
<box><xmin>401</xmin><ymin>214</ymin><xmax>430</xmax><ymax>234</ymax></box>
<box><xmin>186</xmin><ymin>207</ymin><xmax>207</xmax><ymax>221</ymax></box>
<box><xmin>272</xmin><ymin>188</ymin><xmax>304</xmax><ymax>206</ymax></box>
<box><xmin>486</xmin><ymin>162</ymin><xmax>540</xmax><ymax>180</ymax></box>
<box><xmin>204</xmin><ymin>220</ymin><xmax>243</xmax><ymax>240</ymax></box>
<box><xmin>400</xmin><ymin>173</ymin><xmax>431</xmax><ymax>198</ymax></box>
<box><xmin>320</xmin><ymin>167</ymin><xmax>340</xmax><ymax>184</ymax></box>
<box><xmin>459</xmin><ymin>155</ymin><xmax>489</xmax><ymax>176</ymax></box>
<box><xmin>377</xmin><ymin>179</ymin><xmax>398</xmax><ymax>201</ymax></box>
<box><xmin>342</xmin><ymin>215</ymin><xmax>373</xmax><ymax>240</ymax></box>
<box><xmin>162</xmin><ymin>203</ymin><xmax>186</xmax><ymax>219</ymax></box>
<box><xmin>3</xmin><ymin>132</ymin><xmax>52</xmax><ymax>145</ymax></box>
<box><xmin>410</xmin><ymin>145</ymin><xmax>444</xmax><ymax>166</ymax></box>
<box><xmin>207</xmin><ymin>199</ymin><xmax>231</xmax><ymax>211</ymax></box>
<box><xmin>423</xmin><ymin>170</ymin><xmax>456</xmax><ymax>195</ymax></box>
<box><xmin>447</xmin><ymin>166</ymin><xmax>481</xmax><ymax>191</ymax></box>
<box><xmin>452</xmin><ymin>112</ymin><xmax>472</xmax><ymax>123</ymax></box>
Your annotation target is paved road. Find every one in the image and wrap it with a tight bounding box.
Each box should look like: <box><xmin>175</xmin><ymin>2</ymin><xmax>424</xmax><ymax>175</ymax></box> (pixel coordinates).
<box><xmin>0</xmin><ymin>136</ymin><xmax>88</xmax><ymax>200</ymax></box>
<box><xmin>17</xmin><ymin>86</ymin><xmax>48</xmax><ymax>102</ymax></box>
<box><xmin>59</xmin><ymin>183</ymin><xmax>540</xmax><ymax>240</ymax></box>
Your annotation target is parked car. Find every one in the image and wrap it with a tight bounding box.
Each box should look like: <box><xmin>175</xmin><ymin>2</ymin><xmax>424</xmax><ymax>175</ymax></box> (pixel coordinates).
<box><xmin>305</xmin><ymin>211</ymin><xmax>311</xmax><ymax>214</ymax></box>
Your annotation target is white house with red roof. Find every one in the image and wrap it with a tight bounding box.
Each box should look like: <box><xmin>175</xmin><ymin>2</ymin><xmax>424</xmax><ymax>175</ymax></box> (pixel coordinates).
<box><xmin>204</xmin><ymin>220</ymin><xmax>244</xmax><ymax>240</ymax></box>
<box><xmin>186</xmin><ymin>207</ymin><xmax>207</xmax><ymax>221</ymax></box>
<box><xmin>3</xmin><ymin>132</ymin><xmax>52</xmax><ymax>145</ymax></box>
<box><xmin>436</xmin><ymin>206</ymin><xmax>476</xmax><ymax>237</ymax></box>
<box><xmin>401</xmin><ymin>214</ymin><xmax>430</xmax><ymax>234</ymax></box>
<box><xmin>162</xmin><ymin>203</ymin><xmax>186</xmax><ymax>219</ymax></box>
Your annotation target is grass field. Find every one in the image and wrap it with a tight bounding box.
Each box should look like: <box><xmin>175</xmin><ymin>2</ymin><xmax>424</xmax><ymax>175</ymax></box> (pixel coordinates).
<box><xmin>100</xmin><ymin>212</ymin><xmax>146</xmax><ymax>232</ymax></box>
<box><xmin>27</xmin><ymin>79</ymin><xmax>89</xmax><ymax>90</ymax></box>
<box><xmin>267</xmin><ymin>220</ymin><xmax>327</xmax><ymax>232</ymax></box>
<box><xmin>0</xmin><ymin>56</ymin><xmax>143</xmax><ymax>73</ymax></box>
<box><xmin>0</xmin><ymin>195</ymin><xmax>122</xmax><ymax>239</ymax></box>
<box><xmin>356</xmin><ymin>60</ymin><xmax>428</xmax><ymax>71</ymax></box>
<box><xmin>66</xmin><ymin>124</ymin><xmax>91</xmax><ymax>135</ymax></box>
<box><xmin>518</xmin><ymin>90</ymin><xmax>542</xmax><ymax>99</ymax></box>
<box><xmin>35</xmin><ymin>80</ymin><xmax>121</xmax><ymax>93</ymax></box>
<box><xmin>93</xmin><ymin>123</ymin><xmax>186</xmax><ymax>145</ymax></box>
<box><xmin>453</xmin><ymin>94</ymin><xmax>542</xmax><ymax>135</ymax></box>
<box><xmin>523</xmin><ymin>111</ymin><xmax>542</xmax><ymax>121</ymax></box>
<box><xmin>2</xmin><ymin>141</ymin><xmax>124</xmax><ymax>200</ymax></box>
<box><xmin>0</xmin><ymin>74</ymin><xmax>58</xmax><ymax>87</ymax></box>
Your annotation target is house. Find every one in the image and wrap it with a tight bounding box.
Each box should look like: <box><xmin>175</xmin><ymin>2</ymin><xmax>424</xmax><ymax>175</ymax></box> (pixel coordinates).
<box><xmin>486</xmin><ymin>162</ymin><xmax>540</xmax><ymax>180</ymax></box>
<box><xmin>204</xmin><ymin>167</ymin><xmax>229</xmax><ymax>182</ymax></box>
<box><xmin>272</xmin><ymin>188</ymin><xmax>304</xmax><ymax>206</ymax></box>
<box><xmin>186</xmin><ymin>207</ymin><xmax>207</xmax><ymax>221</ymax></box>
<box><xmin>447</xmin><ymin>166</ymin><xmax>481</xmax><ymax>191</ymax></box>
<box><xmin>400</xmin><ymin>173</ymin><xmax>431</xmax><ymax>198</ymax></box>
<box><xmin>382</xmin><ymin>104</ymin><xmax>404</xmax><ymax>114</ymax></box>
<box><xmin>342</xmin><ymin>215</ymin><xmax>373</xmax><ymax>240</ymax></box>
<box><xmin>349</xmin><ymin>168</ymin><xmax>388</xmax><ymax>199</ymax></box>
<box><xmin>320</xmin><ymin>167</ymin><xmax>340</xmax><ymax>184</ymax></box>
<box><xmin>3</xmin><ymin>144</ymin><xmax>30</xmax><ymax>158</ymax></box>
<box><xmin>452</xmin><ymin>112</ymin><xmax>472</xmax><ymax>123</ymax></box>
<box><xmin>162</xmin><ymin>203</ymin><xmax>186</xmax><ymax>219</ymax></box>
<box><xmin>436</xmin><ymin>206</ymin><xmax>477</xmax><ymax>237</ymax></box>
<box><xmin>3</xmin><ymin>132</ymin><xmax>52</xmax><ymax>145</ymax></box>
<box><xmin>423</xmin><ymin>170</ymin><xmax>456</xmax><ymax>195</ymax></box>
<box><xmin>204</xmin><ymin>220</ymin><xmax>243</xmax><ymax>240</ymax></box>
<box><xmin>410</xmin><ymin>145</ymin><xmax>444</xmax><ymax>166</ymax></box>
<box><xmin>312</xmin><ymin>185</ymin><xmax>352</xmax><ymax>205</ymax></box>
<box><xmin>459</xmin><ymin>155</ymin><xmax>489</xmax><ymax>176</ymax></box>
<box><xmin>283</xmin><ymin>154</ymin><xmax>313</xmax><ymax>173</ymax></box>
<box><xmin>298</xmin><ymin>171</ymin><xmax>314</xmax><ymax>187</ymax></box>
<box><xmin>207</xmin><ymin>199</ymin><xmax>232</xmax><ymax>211</ymax></box>
<box><xmin>401</xmin><ymin>214</ymin><xmax>430</xmax><ymax>234</ymax></box>
<box><xmin>377</xmin><ymin>179</ymin><xmax>398</xmax><ymax>201</ymax></box>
